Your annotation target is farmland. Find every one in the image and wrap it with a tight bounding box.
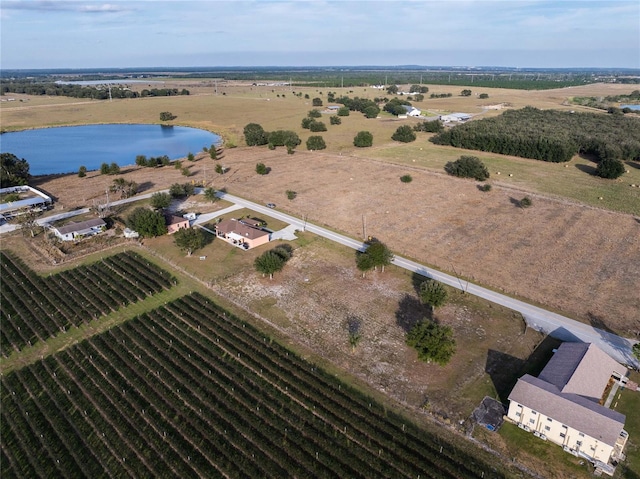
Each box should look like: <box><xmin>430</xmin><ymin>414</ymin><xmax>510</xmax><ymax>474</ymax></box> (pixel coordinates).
<box><xmin>1</xmin><ymin>288</ymin><xmax>519</xmax><ymax>479</ymax></box>
<box><xmin>0</xmin><ymin>250</ymin><xmax>176</xmax><ymax>354</ymax></box>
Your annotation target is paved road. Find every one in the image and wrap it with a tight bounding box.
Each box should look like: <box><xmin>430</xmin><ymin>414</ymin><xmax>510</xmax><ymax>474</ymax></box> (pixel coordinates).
<box><xmin>3</xmin><ymin>188</ymin><xmax>637</xmax><ymax>367</ymax></box>
<box><xmin>215</xmin><ymin>191</ymin><xmax>639</xmax><ymax>368</ymax></box>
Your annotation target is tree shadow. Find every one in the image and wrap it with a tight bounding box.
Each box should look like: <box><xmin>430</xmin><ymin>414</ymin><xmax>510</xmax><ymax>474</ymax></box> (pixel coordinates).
<box><xmin>410</xmin><ymin>271</ymin><xmax>425</xmax><ymax>295</ymax></box>
<box><xmin>136</xmin><ymin>181</ymin><xmax>155</xmax><ymax>193</ymax></box>
<box><xmin>395</xmin><ymin>293</ymin><xmax>432</xmax><ymax>333</ymax></box>
<box><xmin>575</xmin><ymin>163</ymin><xmax>597</xmax><ymax>175</ymax></box>
<box><xmin>345</xmin><ymin>315</ymin><xmax>362</xmax><ymax>336</ymax></box>
<box><xmin>626</xmin><ymin>160</ymin><xmax>640</xmax><ymax>170</ymax></box>
<box><xmin>509</xmin><ymin>197</ymin><xmax>522</xmax><ymax>208</ymax></box>
<box><xmin>587</xmin><ymin>312</ymin><xmax>616</xmax><ymax>334</ymax></box>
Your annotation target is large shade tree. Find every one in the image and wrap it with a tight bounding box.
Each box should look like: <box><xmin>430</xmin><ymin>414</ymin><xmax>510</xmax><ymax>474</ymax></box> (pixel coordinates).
<box><xmin>406</xmin><ymin>320</ymin><xmax>456</xmax><ymax>366</ymax></box>
<box><xmin>1</xmin><ymin>153</ymin><xmax>30</xmax><ymax>187</ymax></box>
<box><xmin>243</xmin><ymin>123</ymin><xmax>269</xmax><ymax>146</ymax></box>
<box><xmin>173</xmin><ymin>227</ymin><xmax>207</xmax><ymax>256</ymax></box>
<box><xmin>126</xmin><ymin>208</ymin><xmax>167</xmax><ymax>238</ymax></box>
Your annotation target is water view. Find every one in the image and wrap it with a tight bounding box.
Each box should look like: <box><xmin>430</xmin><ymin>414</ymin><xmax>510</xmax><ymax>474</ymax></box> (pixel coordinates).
<box><xmin>1</xmin><ymin>124</ymin><xmax>221</xmax><ymax>175</ymax></box>
<box><xmin>620</xmin><ymin>104</ymin><xmax>640</xmax><ymax>111</ymax></box>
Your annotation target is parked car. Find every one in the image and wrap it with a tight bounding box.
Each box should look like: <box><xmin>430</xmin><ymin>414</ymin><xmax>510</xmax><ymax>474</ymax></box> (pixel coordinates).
<box><xmin>266</xmin><ymin>203</ymin><xmax>276</xmax><ymax>208</ymax></box>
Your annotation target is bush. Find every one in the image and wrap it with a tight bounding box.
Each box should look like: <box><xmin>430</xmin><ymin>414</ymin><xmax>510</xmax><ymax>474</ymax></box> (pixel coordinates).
<box><xmin>444</xmin><ymin>156</ymin><xmax>490</xmax><ymax>181</ymax></box>
<box><xmin>595</xmin><ymin>158</ymin><xmax>625</xmax><ymax>179</ymax></box>
<box><xmin>256</xmin><ymin>163</ymin><xmax>268</xmax><ymax>175</ymax></box>
<box><xmin>330</xmin><ymin>116</ymin><xmax>341</xmax><ymax>125</ymax></box>
<box><xmin>363</xmin><ymin>105</ymin><xmax>380</xmax><ymax>118</ymax></box>
<box><xmin>301</xmin><ymin>117</ymin><xmax>313</xmax><ymax>129</ymax></box>
<box><xmin>78</xmin><ymin>165</ymin><xmax>87</xmax><ymax>178</ymax></box>
<box><xmin>337</xmin><ymin>106</ymin><xmax>350</xmax><ymax>116</ymax></box>
<box><xmin>312</xmin><ymin>97</ymin><xmax>323</xmax><ymax>106</ymax></box>
<box><xmin>400</xmin><ymin>175</ymin><xmax>412</xmax><ymax>183</ymax></box>
<box><xmin>308</xmin><ymin>109</ymin><xmax>322</xmax><ymax>118</ymax></box>
<box><xmin>286</xmin><ymin>190</ymin><xmax>297</xmax><ymax>200</ymax></box>
<box><xmin>100</xmin><ymin>163</ymin><xmax>110</xmax><ymax>175</ymax></box>
<box><xmin>391</xmin><ymin>125</ymin><xmax>417</xmax><ymax>143</ymax></box>
<box><xmin>480</xmin><ymin>184</ymin><xmax>492</xmax><ymax>192</ymax></box>
<box><xmin>150</xmin><ymin>192</ymin><xmax>171</xmax><ymax>210</ymax></box>
<box><xmin>309</xmin><ymin>121</ymin><xmax>327</xmax><ymax>132</ymax></box>
<box><xmin>159</xmin><ymin>111</ymin><xmax>176</xmax><ymax>121</ymax></box>
<box><xmin>187</xmin><ymin>152</ymin><xmax>195</xmax><ymax>162</ymax></box>
<box><xmin>353</xmin><ymin>131</ymin><xmax>373</xmax><ymax>147</ymax></box>
<box><xmin>479</xmin><ymin>93</ymin><xmax>489</xmax><ymax>99</ymax></box>
<box><xmin>520</xmin><ymin>196</ymin><xmax>532</xmax><ymax>208</ymax></box>
<box><xmin>306</xmin><ymin>136</ymin><xmax>326</xmax><ymax>151</ymax></box>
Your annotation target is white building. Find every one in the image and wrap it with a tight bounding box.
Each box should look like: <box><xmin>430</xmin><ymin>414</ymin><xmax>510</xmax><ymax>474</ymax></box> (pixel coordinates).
<box><xmin>52</xmin><ymin>218</ymin><xmax>106</xmax><ymax>241</ymax></box>
<box><xmin>439</xmin><ymin>113</ymin><xmax>472</xmax><ymax>122</ymax></box>
<box><xmin>401</xmin><ymin>105</ymin><xmax>422</xmax><ymax>117</ymax></box>
<box><xmin>507</xmin><ymin>342</ymin><xmax>628</xmax><ymax>475</ymax></box>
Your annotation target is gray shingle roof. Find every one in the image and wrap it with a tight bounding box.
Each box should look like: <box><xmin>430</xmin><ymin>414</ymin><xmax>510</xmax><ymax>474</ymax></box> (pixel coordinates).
<box><xmin>55</xmin><ymin>218</ymin><xmax>106</xmax><ymax>235</ymax></box>
<box><xmin>509</xmin><ymin>374</ymin><xmax>625</xmax><ymax>447</ymax></box>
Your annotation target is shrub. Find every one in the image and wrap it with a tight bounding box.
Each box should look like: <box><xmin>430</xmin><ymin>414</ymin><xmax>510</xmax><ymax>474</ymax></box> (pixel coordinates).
<box><xmin>406</xmin><ymin>320</ymin><xmax>456</xmax><ymax>366</ymax></box>
<box><xmin>479</xmin><ymin>93</ymin><xmax>489</xmax><ymax>99</ymax></box>
<box><xmin>595</xmin><ymin>158</ymin><xmax>625</xmax><ymax>179</ymax></box>
<box><xmin>520</xmin><ymin>196</ymin><xmax>532</xmax><ymax>208</ymax></box>
<box><xmin>159</xmin><ymin>111</ymin><xmax>176</xmax><ymax>121</ymax></box>
<box><xmin>286</xmin><ymin>190</ymin><xmax>297</xmax><ymax>200</ymax></box>
<box><xmin>308</xmin><ymin>109</ymin><xmax>322</xmax><ymax>118</ymax></box>
<box><xmin>354</xmin><ymin>131</ymin><xmax>373</xmax><ymax>147</ymax></box>
<box><xmin>301</xmin><ymin>117</ymin><xmax>313</xmax><ymax>129</ymax></box>
<box><xmin>480</xmin><ymin>184</ymin><xmax>492</xmax><ymax>192</ymax></box>
<box><xmin>100</xmin><ymin>163</ymin><xmax>110</xmax><ymax>175</ymax></box>
<box><xmin>309</xmin><ymin>121</ymin><xmax>327</xmax><ymax>132</ymax></box>
<box><xmin>312</xmin><ymin>97</ymin><xmax>323</xmax><ymax>106</ymax></box>
<box><xmin>78</xmin><ymin>165</ymin><xmax>87</xmax><ymax>178</ymax></box>
<box><xmin>400</xmin><ymin>175</ymin><xmax>412</xmax><ymax>183</ymax></box>
<box><xmin>187</xmin><ymin>152</ymin><xmax>195</xmax><ymax>162</ymax></box>
<box><xmin>256</xmin><ymin>163</ymin><xmax>268</xmax><ymax>175</ymax></box>
<box><xmin>391</xmin><ymin>125</ymin><xmax>417</xmax><ymax>143</ymax></box>
<box><xmin>306</xmin><ymin>136</ymin><xmax>326</xmax><ymax>151</ymax></box>
<box><xmin>337</xmin><ymin>106</ymin><xmax>350</xmax><ymax>116</ymax></box>
<box><xmin>444</xmin><ymin>156</ymin><xmax>490</xmax><ymax>181</ymax></box>
<box><xmin>330</xmin><ymin>116</ymin><xmax>341</xmax><ymax>125</ymax></box>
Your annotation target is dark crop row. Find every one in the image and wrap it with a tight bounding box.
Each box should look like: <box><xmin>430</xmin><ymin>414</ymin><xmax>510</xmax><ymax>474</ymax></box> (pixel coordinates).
<box><xmin>0</xmin><ymin>251</ymin><xmax>176</xmax><ymax>355</ymax></box>
<box><xmin>1</xmin><ymin>293</ymin><xmax>505</xmax><ymax>479</ymax></box>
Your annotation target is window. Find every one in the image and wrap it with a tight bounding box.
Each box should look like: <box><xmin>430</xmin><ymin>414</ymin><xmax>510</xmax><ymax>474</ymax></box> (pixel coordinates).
<box><xmin>529</xmin><ymin>419</ymin><xmax>535</xmax><ymax>424</ymax></box>
<box><xmin>531</xmin><ymin>411</ymin><xmax>537</xmax><ymax>415</ymax></box>
<box><xmin>560</xmin><ymin>433</ymin><xmax>566</xmax><ymax>438</ymax></box>
<box><xmin>576</xmin><ymin>441</ymin><xmax>582</xmax><ymax>447</ymax></box>
<box><xmin>547</xmin><ymin>417</ymin><xmax>552</xmax><ymax>422</ymax></box>
<box><xmin>545</xmin><ymin>426</ymin><xmax>550</xmax><ymax>431</ymax></box>
<box><xmin>515</xmin><ymin>412</ymin><xmax>521</xmax><ymax>417</ymax></box>
<box><xmin>579</xmin><ymin>432</ymin><xmax>585</xmax><ymax>437</ymax></box>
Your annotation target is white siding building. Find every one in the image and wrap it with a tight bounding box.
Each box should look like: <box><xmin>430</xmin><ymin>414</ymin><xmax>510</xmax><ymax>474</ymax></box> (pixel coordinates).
<box><xmin>507</xmin><ymin>343</ymin><xmax>628</xmax><ymax>475</ymax></box>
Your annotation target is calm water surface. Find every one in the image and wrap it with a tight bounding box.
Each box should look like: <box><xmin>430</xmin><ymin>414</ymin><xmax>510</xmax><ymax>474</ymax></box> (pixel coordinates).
<box><xmin>1</xmin><ymin>124</ymin><xmax>221</xmax><ymax>175</ymax></box>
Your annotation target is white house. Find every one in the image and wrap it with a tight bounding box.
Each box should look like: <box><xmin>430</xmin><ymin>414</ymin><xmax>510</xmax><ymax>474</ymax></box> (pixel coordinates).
<box><xmin>52</xmin><ymin>218</ymin><xmax>106</xmax><ymax>241</ymax></box>
<box><xmin>401</xmin><ymin>105</ymin><xmax>422</xmax><ymax>117</ymax></box>
<box><xmin>506</xmin><ymin>342</ymin><xmax>628</xmax><ymax>476</ymax></box>
<box><xmin>439</xmin><ymin>113</ymin><xmax>472</xmax><ymax>123</ymax></box>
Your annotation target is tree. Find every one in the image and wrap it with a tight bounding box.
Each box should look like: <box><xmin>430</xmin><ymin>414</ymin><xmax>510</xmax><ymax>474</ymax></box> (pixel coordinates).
<box><xmin>110</xmin><ymin>177</ymin><xmax>138</xmax><ymax>199</ymax></box>
<box><xmin>16</xmin><ymin>208</ymin><xmax>43</xmax><ymax>238</ymax></box>
<box><xmin>363</xmin><ymin>105</ymin><xmax>380</xmax><ymax>118</ymax></box>
<box><xmin>159</xmin><ymin>111</ymin><xmax>176</xmax><ymax>121</ymax></box>
<box><xmin>413</xmin><ymin>94</ymin><xmax>425</xmax><ymax>102</ymax></box>
<box><xmin>329</xmin><ymin>116</ymin><xmax>341</xmax><ymax>125</ymax></box>
<box><xmin>309</xmin><ymin>121</ymin><xmax>327</xmax><ymax>132</ymax></box>
<box><xmin>312</xmin><ymin>97</ymin><xmax>323</xmax><ymax>106</ymax></box>
<box><xmin>419</xmin><ymin>279</ymin><xmax>448</xmax><ymax>309</ymax></box>
<box><xmin>301</xmin><ymin>117</ymin><xmax>313</xmax><ymax>129</ymax></box>
<box><xmin>187</xmin><ymin>152</ymin><xmax>195</xmax><ymax>162</ymax></box>
<box><xmin>306</xmin><ymin>136</ymin><xmax>326</xmax><ymax>150</ymax></box>
<box><xmin>386</xmin><ymin>85</ymin><xmax>398</xmax><ymax>95</ymax></box>
<box><xmin>365</xmin><ymin>240</ymin><xmax>394</xmax><ymax>272</ymax></box>
<box><xmin>150</xmin><ymin>192</ymin><xmax>171</xmax><ymax>210</ymax></box>
<box><xmin>126</xmin><ymin>207</ymin><xmax>167</xmax><ymax>237</ymax></box>
<box><xmin>1</xmin><ymin>153</ymin><xmax>30</xmax><ymax>187</ymax></box>
<box><xmin>169</xmin><ymin>182</ymin><xmax>195</xmax><ymax>198</ymax></box>
<box><xmin>243</xmin><ymin>123</ymin><xmax>268</xmax><ymax>146</ymax></box>
<box><xmin>595</xmin><ymin>158</ymin><xmax>625</xmax><ymax>179</ymax></box>
<box><xmin>215</xmin><ymin>164</ymin><xmax>224</xmax><ymax>175</ymax></box>
<box><xmin>479</xmin><ymin>93</ymin><xmax>489</xmax><ymax>99</ymax></box>
<box><xmin>400</xmin><ymin>174</ymin><xmax>412</xmax><ymax>183</ymax></box>
<box><xmin>354</xmin><ymin>131</ymin><xmax>373</xmax><ymax>147</ymax></box>
<box><xmin>203</xmin><ymin>187</ymin><xmax>218</xmax><ymax>203</ymax></box>
<box><xmin>108</xmin><ymin>162</ymin><xmax>120</xmax><ymax>175</ymax></box>
<box><xmin>100</xmin><ymin>162</ymin><xmax>110</xmax><ymax>175</ymax></box>
<box><xmin>461</xmin><ymin>89</ymin><xmax>472</xmax><ymax>97</ymax></box>
<box><xmin>173</xmin><ymin>227</ymin><xmax>206</xmax><ymax>256</ymax></box>
<box><xmin>308</xmin><ymin>109</ymin><xmax>322</xmax><ymax>118</ymax></box>
<box><xmin>254</xmin><ymin>248</ymin><xmax>290</xmax><ymax>279</ymax></box>
<box><xmin>286</xmin><ymin>190</ymin><xmax>297</xmax><ymax>200</ymax></box>
<box><xmin>78</xmin><ymin>165</ymin><xmax>87</xmax><ymax>178</ymax></box>
<box><xmin>355</xmin><ymin>251</ymin><xmax>375</xmax><ymax>278</ymax></box>
<box><xmin>406</xmin><ymin>320</ymin><xmax>456</xmax><ymax>365</ymax></box>
<box><xmin>209</xmin><ymin>146</ymin><xmax>218</xmax><ymax>160</ymax></box>
<box><xmin>337</xmin><ymin>106</ymin><xmax>350</xmax><ymax>116</ymax></box>
<box><xmin>256</xmin><ymin>163</ymin><xmax>268</xmax><ymax>175</ymax></box>
<box><xmin>444</xmin><ymin>156</ymin><xmax>490</xmax><ymax>181</ymax></box>
<box><xmin>268</xmin><ymin>130</ymin><xmax>301</xmax><ymax>148</ymax></box>
<box><xmin>391</xmin><ymin>125</ymin><xmax>417</xmax><ymax>143</ymax></box>
<box><xmin>413</xmin><ymin>120</ymin><xmax>444</xmax><ymax>133</ymax></box>
<box><xmin>633</xmin><ymin>343</ymin><xmax>640</xmax><ymax>361</ymax></box>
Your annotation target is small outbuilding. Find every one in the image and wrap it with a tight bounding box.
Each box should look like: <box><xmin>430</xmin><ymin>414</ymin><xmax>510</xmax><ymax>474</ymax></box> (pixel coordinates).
<box><xmin>165</xmin><ymin>214</ymin><xmax>190</xmax><ymax>235</ymax></box>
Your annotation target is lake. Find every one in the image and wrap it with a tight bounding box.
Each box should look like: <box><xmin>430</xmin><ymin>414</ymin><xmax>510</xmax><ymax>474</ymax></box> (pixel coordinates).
<box><xmin>620</xmin><ymin>104</ymin><xmax>640</xmax><ymax>111</ymax></box>
<box><xmin>1</xmin><ymin>124</ymin><xmax>221</xmax><ymax>176</ymax></box>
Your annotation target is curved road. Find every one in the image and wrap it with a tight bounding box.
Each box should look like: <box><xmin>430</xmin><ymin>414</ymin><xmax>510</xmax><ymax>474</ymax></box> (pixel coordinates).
<box><xmin>216</xmin><ymin>191</ymin><xmax>639</xmax><ymax>368</ymax></box>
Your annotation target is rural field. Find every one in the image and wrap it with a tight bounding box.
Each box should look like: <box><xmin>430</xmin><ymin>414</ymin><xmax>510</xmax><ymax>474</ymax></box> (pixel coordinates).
<box><xmin>1</xmin><ymin>78</ymin><xmax>639</xmax><ymax>478</ymax></box>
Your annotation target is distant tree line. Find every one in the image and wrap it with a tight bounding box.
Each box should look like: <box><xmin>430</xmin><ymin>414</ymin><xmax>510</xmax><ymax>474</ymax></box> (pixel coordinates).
<box><xmin>0</xmin><ymin>81</ymin><xmax>188</xmax><ymax>99</ymax></box>
<box><xmin>334</xmin><ymin>96</ymin><xmax>380</xmax><ymax>118</ymax></box>
<box><xmin>431</xmin><ymin>107</ymin><xmax>640</xmax><ymax>164</ymax></box>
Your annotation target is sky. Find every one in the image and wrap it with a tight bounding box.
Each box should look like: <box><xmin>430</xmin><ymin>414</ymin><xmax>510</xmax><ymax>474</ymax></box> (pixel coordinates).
<box><xmin>1</xmin><ymin>0</ymin><xmax>639</xmax><ymax>70</ymax></box>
